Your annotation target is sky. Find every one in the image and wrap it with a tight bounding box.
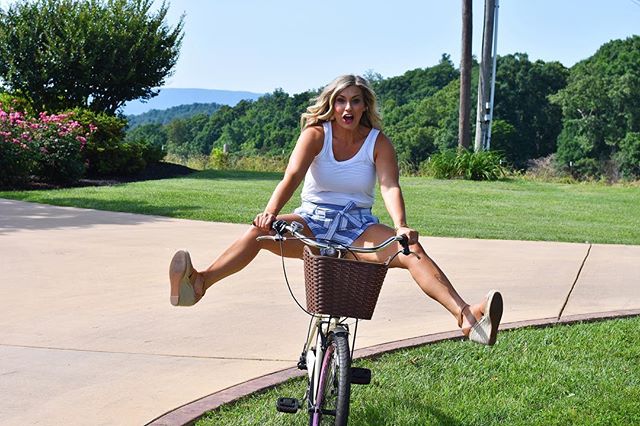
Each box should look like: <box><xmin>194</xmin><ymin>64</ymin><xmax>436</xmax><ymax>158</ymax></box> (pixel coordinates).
<box><xmin>1</xmin><ymin>0</ymin><xmax>640</xmax><ymax>95</ymax></box>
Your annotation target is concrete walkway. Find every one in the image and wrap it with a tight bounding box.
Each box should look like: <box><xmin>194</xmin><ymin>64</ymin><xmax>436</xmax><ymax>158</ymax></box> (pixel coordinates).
<box><xmin>0</xmin><ymin>198</ymin><xmax>638</xmax><ymax>426</ymax></box>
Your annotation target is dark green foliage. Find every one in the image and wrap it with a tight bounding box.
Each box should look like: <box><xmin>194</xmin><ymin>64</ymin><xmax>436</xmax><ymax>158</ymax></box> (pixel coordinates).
<box><xmin>0</xmin><ymin>134</ymin><xmax>36</xmax><ymax>187</ymax></box>
<box><xmin>383</xmin><ymin>77</ymin><xmax>463</xmax><ymax>165</ymax></box>
<box><xmin>0</xmin><ymin>0</ymin><xmax>183</xmax><ymax>114</ymax></box>
<box><xmin>72</xmin><ymin>109</ymin><xmax>160</xmax><ymax>176</ymax></box>
<box><xmin>372</xmin><ymin>54</ymin><xmax>459</xmax><ymax>106</ymax></box>
<box><xmin>124</xmin><ymin>123</ymin><xmax>168</xmax><ymax>152</ymax></box>
<box><xmin>489</xmin><ymin>119</ymin><xmax>518</xmax><ymax>156</ymax></box>
<box><xmin>126</xmin><ymin>102</ymin><xmax>223</xmax><ymax>129</ymax></box>
<box><xmin>551</xmin><ymin>35</ymin><xmax>640</xmax><ymax>179</ymax></box>
<box><xmin>34</xmin><ymin>130</ymin><xmax>87</xmax><ymax>184</ymax></box>
<box><xmin>492</xmin><ymin>53</ymin><xmax>568</xmax><ymax>168</ymax></box>
<box><xmin>160</xmin><ymin>90</ymin><xmax>314</xmax><ymax>159</ymax></box>
<box><xmin>616</xmin><ymin>132</ymin><xmax>640</xmax><ymax>178</ymax></box>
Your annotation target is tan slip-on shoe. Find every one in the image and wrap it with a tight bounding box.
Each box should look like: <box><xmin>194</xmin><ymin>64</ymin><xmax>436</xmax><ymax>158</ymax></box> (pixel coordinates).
<box><xmin>169</xmin><ymin>250</ymin><xmax>197</xmax><ymax>306</ymax></box>
<box><xmin>469</xmin><ymin>290</ymin><xmax>503</xmax><ymax>346</ymax></box>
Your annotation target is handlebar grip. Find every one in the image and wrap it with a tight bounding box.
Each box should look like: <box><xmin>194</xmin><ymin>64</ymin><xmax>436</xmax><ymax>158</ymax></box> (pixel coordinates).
<box><xmin>271</xmin><ymin>219</ymin><xmax>288</xmax><ymax>235</ymax></box>
<box><xmin>399</xmin><ymin>235</ymin><xmax>411</xmax><ymax>255</ymax></box>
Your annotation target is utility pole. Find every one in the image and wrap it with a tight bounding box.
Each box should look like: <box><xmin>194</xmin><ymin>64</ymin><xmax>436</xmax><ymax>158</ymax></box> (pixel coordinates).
<box><xmin>474</xmin><ymin>0</ymin><xmax>497</xmax><ymax>152</ymax></box>
<box><xmin>458</xmin><ymin>0</ymin><xmax>472</xmax><ymax>150</ymax></box>
<box><xmin>486</xmin><ymin>0</ymin><xmax>499</xmax><ymax>150</ymax></box>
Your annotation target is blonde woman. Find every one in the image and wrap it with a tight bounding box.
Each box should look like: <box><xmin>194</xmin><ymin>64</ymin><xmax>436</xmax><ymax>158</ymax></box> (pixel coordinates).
<box><xmin>170</xmin><ymin>74</ymin><xmax>503</xmax><ymax>345</ymax></box>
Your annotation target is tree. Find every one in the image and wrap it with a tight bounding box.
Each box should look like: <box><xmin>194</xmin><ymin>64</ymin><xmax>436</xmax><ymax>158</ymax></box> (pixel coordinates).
<box><xmin>551</xmin><ymin>36</ymin><xmax>640</xmax><ymax>178</ymax></box>
<box><xmin>0</xmin><ymin>0</ymin><xmax>183</xmax><ymax>114</ymax></box>
<box><xmin>373</xmin><ymin>55</ymin><xmax>458</xmax><ymax>106</ymax></box>
<box><xmin>493</xmin><ymin>54</ymin><xmax>568</xmax><ymax>167</ymax></box>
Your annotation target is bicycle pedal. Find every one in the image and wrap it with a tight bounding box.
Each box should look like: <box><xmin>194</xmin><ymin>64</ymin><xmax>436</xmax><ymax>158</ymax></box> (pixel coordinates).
<box><xmin>297</xmin><ymin>354</ymin><xmax>307</xmax><ymax>370</ymax></box>
<box><xmin>351</xmin><ymin>367</ymin><xmax>371</xmax><ymax>385</ymax></box>
<box><xmin>276</xmin><ymin>397</ymin><xmax>301</xmax><ymax>413</ymax></box>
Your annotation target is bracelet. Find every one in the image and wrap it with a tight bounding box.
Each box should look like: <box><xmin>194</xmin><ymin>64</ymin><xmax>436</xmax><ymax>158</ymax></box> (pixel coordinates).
<box><xmin>394</xmin><ymin>224</ymin><xmax>408</xmax><ymax>231</ymax></box>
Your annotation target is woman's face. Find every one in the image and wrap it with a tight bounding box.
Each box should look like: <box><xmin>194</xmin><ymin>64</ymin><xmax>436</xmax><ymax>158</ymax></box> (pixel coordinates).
<box><xmin>332</xmin><ymin>85</ymin><xmax>367</xmax><ymax>130</ymax></box>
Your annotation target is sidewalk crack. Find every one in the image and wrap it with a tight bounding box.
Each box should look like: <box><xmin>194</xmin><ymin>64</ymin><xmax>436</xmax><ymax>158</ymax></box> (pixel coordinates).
<box><xmin>557</xmin><ymin>243</ymin><xmax>592</xmax><ymax>320</ymax></box>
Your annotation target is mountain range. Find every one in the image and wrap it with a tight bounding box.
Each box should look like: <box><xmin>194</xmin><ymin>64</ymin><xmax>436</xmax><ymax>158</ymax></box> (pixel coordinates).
<box><xmin>122</xmin><ymin>88</ymin><xmax>263</xmax><ymax>115</ymax></box>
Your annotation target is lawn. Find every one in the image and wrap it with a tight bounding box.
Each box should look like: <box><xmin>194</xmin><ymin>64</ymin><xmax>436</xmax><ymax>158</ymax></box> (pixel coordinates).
<box><xmin>1</xmin><ymin>169</ymin><xmax>639</xmax><ymax>245</ymax></box>
<box><xmin>198</xmin><ymin>317</ymin><xmax>640</xmax><ymax>426</ymax></box>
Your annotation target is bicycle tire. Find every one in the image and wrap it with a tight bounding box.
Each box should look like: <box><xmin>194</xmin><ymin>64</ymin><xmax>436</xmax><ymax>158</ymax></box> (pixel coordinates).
<box><xmin>310</xmin><ymin>331</ymin><xmax>351</xmax><ymax>426</ymax></box>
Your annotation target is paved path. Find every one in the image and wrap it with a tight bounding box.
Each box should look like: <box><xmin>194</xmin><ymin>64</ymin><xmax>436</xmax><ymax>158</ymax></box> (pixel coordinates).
<box><xmin>1</xmin><ymin>198</ymin><xmax>638</xmax><ymax>426</ymax></box>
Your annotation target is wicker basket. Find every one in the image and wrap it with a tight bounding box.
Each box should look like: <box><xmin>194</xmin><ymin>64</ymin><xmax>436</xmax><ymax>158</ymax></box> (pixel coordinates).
<box><xmin>303</xmin><ymin>246</ymin><xmax>389</xmax><ymax>320</ymax></box>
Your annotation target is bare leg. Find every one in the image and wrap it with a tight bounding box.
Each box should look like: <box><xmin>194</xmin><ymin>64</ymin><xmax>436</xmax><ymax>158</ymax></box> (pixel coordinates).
<box><xmin>190</xmin><ymin>214</ymin><xmax>312</xmax><ymax>299</ymax></box>
<box><xmin>349</xmin><ymin>224</ymin><xmax>485</xmax><ymax>333</ymax></box>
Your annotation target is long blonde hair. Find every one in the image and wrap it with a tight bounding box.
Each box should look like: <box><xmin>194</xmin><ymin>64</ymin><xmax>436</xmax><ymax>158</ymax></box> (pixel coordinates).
<box><xmin>300</xmin><ymin>75</ymin><xmax>382</xmax><ymax>130</ymax></box>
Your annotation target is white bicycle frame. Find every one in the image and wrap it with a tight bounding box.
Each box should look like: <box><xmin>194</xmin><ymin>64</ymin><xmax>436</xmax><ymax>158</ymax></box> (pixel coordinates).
<box><xmin>305</xmin><ymin>315</ymin><xmax>349</xmax><ymax>407</ymax></box>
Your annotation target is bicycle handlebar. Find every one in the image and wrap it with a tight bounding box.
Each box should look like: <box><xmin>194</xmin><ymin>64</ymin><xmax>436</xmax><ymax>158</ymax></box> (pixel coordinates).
<box><xmin>257</xmin><ymin>219</ymin><xmax>411</xmax><ymax>255</ymax></box>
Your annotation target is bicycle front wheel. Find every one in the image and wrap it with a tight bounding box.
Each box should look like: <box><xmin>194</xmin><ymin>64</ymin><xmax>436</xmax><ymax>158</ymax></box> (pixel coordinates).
<box><xmin>311</xmin><ymin>331</ymin><xmax>351</xmax><ymax>426</ymax></box>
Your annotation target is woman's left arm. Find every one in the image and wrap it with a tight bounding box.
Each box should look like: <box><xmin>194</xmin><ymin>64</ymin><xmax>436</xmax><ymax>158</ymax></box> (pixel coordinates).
<box><xmin>374</xmin><ymin>133</ymin><xmax>419</xmax><ymax>244</ymax></box>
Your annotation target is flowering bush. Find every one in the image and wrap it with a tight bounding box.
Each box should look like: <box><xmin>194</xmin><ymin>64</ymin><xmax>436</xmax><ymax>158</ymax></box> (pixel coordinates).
<box><xmin>0</xmin><ymin>102</ymin><xmax>96</xmax><ymax>187</ymax></box>
<box><xmin>71</xmin><ymin>108</ymin><xmax>163</xmax><ymax>177</ymax></box>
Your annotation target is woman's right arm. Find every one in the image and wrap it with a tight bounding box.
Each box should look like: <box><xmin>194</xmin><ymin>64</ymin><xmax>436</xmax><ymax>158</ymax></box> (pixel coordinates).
<box><xmin>252</xmin><ymin>126</ymin><xmax>323</xmax><ymax>230</ymax></box>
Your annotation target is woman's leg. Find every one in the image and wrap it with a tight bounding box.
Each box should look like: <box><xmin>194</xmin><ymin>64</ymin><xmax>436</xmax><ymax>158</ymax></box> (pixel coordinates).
<box><xmin>349</xmin><ymin>224</ymin><xmax>484</xmax><ymax>332</ymax></box>
<box><xmin>183</xmin><ymin>214</ymin><xmax>313</xmax><ymax>301</ymax></box>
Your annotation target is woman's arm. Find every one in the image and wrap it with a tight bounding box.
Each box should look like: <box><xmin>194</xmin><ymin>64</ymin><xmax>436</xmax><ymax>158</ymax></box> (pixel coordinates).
<box><xmin>252</xmin><ymin>126</ymin><xmax>323</xmax><ymax>230</ymax></box>
<box><xmin>374</xmin><ymin>133</ymin><xmax>419</xmax><ymax>244</ymax></box>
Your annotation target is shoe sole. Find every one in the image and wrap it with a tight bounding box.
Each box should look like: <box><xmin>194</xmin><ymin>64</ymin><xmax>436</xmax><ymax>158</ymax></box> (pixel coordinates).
<box><xmin>169</xmin><ymin>250</ymin><xmax>190</xmax><ymax>306</ymax></box>
<box><xmin>486</xmin><ymin>290</ymin><xmax>504</xmax><ymax>346</ymax></box>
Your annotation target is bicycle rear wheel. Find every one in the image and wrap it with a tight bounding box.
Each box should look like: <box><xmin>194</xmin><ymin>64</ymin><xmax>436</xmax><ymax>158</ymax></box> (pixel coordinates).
<box><xmin>310</xmin><ymin>331</ymin><xmax>351</xmax><ymax>426</ymax></box>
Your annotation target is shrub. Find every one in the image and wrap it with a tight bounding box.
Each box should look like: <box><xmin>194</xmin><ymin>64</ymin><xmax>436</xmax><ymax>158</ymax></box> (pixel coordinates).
<box><xmin>0</xmin><ymin>105</ymin><xmax>94</xmax><ymax>186</ymax></box>
<box><xmin>34</xmin><ymin>112</ymin><xmax>93</xmax><ymax>184</ymax></box>
<box><xmin>70</xmin><ymin>109</ymin><xmax>128</xmax><ymax>176</ymax></box>
<box><xmin>420</xmin><ymin>149</ymin><xmax>508</xmax><ymax>181</ymax></box>
<box><xmin>0</xmin><ymin>128</ymin><xmax>35</xmax><ymax>187</ymax></box>
<box><xmin>208</xmin><ymin>148</ymin><xmax>230</xmax><ymax>170</ymax></box>
<box><xmin>524</xmin><ymin>154</ymin><xmax>572</xmax><ymax>182</ymax></box>
<box><xmin>420</xmin><ymin>150</ymin><xmax>458</xmax><ymax>179</ymax></box>
<box><xmin>73</xmin><ymin>109</ymin><xmax>162</xmax><ymax>176</ymax></box>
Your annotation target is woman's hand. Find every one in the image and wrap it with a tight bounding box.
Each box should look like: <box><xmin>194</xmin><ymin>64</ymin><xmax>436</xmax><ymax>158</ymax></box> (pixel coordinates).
<box><xmin>395</xmin><ymin>225</ymin><xmax>419</xmax><ymax>245</ymax></box>
<box><xmin>252</xmin><ymin>212</ymin><xmax>277</xmax><ymax>231</ymax></box>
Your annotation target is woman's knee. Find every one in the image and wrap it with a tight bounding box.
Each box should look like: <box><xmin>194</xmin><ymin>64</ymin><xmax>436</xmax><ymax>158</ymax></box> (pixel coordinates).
<box><xmin>391</xmin><ymin>242</ymin><xmax>427</xmax><ymax>269</ymax></box>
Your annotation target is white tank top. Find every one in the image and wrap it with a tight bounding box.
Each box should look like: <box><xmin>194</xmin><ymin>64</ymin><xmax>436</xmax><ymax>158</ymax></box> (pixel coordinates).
<box><xmin>301</xmin><ymin>121</ymin><xmax>379</xmax><ymax>208</ymax></box>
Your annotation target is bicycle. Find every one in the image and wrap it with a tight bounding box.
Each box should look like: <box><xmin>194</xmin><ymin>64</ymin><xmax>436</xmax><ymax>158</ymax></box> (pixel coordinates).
<box><xmin>257</xmin><ymin>219</ymin><xmax>414</xmax><ymax>425</ymax></box>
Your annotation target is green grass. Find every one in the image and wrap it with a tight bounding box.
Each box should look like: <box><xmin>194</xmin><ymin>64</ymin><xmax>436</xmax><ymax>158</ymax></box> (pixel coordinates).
<box><xmin>197</xmin><ymin>317</ymin><xmax>640</xmax><ymax>426</ymax></box>
<box><xmin>1</xmin><ymin>170</ymin><xmax>639</xmax><ymax>244</ymax></box>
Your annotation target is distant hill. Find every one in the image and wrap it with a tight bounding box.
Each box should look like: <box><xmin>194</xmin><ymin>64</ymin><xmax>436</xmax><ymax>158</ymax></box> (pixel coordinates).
<box><xmin>121</xmin><ymin>88</ymin><xmax>262</xmax><ymax>115</ymax></box>
<box><xmin>126</xmin><ymin>102</ymin><xmax>223</xmax><ymax>129</ymax></box>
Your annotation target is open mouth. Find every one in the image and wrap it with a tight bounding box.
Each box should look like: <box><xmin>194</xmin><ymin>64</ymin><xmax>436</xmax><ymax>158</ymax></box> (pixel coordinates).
<box><xmin>343</xmin><ymin>114</ymin><xmax>354</xmax><ymax>124</ymax></box>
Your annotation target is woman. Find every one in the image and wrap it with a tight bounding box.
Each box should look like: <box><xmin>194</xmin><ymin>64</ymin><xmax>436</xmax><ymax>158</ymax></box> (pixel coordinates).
<box><xmin>169</xmin><ymin>75</ymin><xmax>503</xmax><ymax>345</ymax></box>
